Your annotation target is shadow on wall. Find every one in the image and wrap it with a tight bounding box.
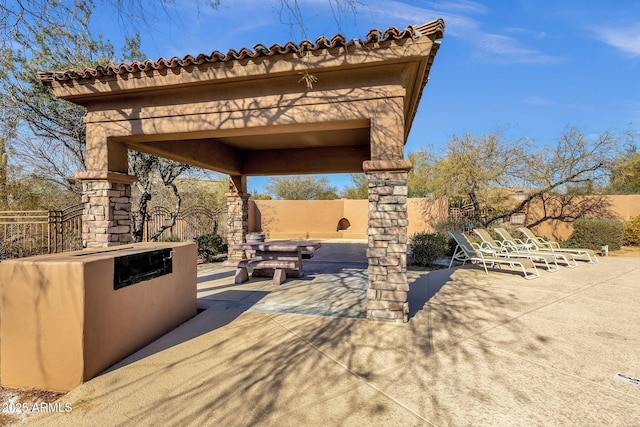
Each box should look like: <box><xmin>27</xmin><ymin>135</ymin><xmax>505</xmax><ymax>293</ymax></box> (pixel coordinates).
<box><xmin>525</xmin><ymin>194</ymin><xmax>618</xmax><ymax>240</ymax></box>
<box><xmin>409</xmin><ymin>197</ymin><xmax>449</xmax><ymax>233</ymax></box>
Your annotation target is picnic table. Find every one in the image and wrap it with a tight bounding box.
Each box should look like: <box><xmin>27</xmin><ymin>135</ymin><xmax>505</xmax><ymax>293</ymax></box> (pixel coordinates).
<box><xmin>223</xmin><ymin>240</ymin><xmax>321</xmax><ymax>285</ymax></box>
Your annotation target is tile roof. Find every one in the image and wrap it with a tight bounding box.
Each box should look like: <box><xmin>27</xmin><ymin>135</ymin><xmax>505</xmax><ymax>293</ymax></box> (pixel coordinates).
<box><xmin>38</xmin><ymin>19</ymin><xmax>444</xmax><ymax>84</ymax></box>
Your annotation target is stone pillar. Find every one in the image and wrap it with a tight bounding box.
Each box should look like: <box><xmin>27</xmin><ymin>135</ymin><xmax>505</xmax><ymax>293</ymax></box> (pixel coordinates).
<box><xmin>76</xmin><ymin>172</ymin><xmax>137</xmax><ymax>249</ymax></box>
<box><xmin>227</xmin><ymin>175</ymin><xmax>249</xmax><ymax>259</ymax></box>
<box><xmin>364</xmin><ymin>160</ymin><xmax>412</xmax><ymax>323</ymax></box>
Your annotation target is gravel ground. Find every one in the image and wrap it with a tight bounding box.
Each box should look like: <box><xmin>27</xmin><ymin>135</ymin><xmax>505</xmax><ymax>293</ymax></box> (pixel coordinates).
<box><xmin>0</xmin><ymin>386</ymin><xmax>64</xmax><ymax>425</ymax></box>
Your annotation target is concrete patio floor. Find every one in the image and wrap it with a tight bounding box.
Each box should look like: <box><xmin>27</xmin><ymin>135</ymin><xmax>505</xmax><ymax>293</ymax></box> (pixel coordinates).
<box><xmin>24</xmin><ymin>241</ymin><xmax>640</xmax><ymax>426</ymax></box>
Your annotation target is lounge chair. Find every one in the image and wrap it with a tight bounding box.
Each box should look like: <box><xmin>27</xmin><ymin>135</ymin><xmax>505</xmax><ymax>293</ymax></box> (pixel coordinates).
<box><xmin>473</xmin><ymin>228</ymin><xmax>559</xmax><ymax>272</ymax></box>
<box><xmin>517</xmin><ymin>227</ymin><xmax>598</xmax><ymax>264</ymax></box>
<box><xmin>494</xmin><ymin>227</ymin><xmax>577</xmax><ymax>268</ymax></box>
<box><xmin>448</xmin><ymin>231</ymin><xmax>539</xmax><ymax>279</ymax></box>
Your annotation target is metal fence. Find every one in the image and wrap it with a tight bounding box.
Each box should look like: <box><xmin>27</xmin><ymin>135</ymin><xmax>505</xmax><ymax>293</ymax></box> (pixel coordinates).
<box><xmin>1</xmin><ymin>204</ymin><xmax>227</xmax><ymax>261</ymax></box>
<box><xmin>143</xmin><ymin>206</ymin><xmax>227</xmax><ymax>242</ymax></box>
<box><xmin>448</xmin><ymin>203</ymin><xmax>526</xmax><ymax>232</ymax></box>
<box><xmin>0</xmin><ymin>203</ymin><xmax>83</xmax><ymax>260</ymax></box>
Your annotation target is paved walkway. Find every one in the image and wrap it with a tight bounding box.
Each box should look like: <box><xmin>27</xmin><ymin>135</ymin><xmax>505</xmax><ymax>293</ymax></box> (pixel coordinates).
<box><xmin>24</xmin><ymin>242</ymin><xmax>640</xmax><ymax>426</ymax></box>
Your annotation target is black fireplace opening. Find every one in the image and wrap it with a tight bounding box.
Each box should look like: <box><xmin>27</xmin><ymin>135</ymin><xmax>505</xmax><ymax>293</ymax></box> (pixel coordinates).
<box><xmin>113</xmin><ymin>248</ymin><xmax>173</xmax><ymax>290</ymax></box>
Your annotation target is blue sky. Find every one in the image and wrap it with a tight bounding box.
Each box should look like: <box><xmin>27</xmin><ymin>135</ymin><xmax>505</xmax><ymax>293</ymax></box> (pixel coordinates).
<box><xmin>94</xmin><ymin>0</ymin><xmax>640</xmax><ymax>194</ymax></box>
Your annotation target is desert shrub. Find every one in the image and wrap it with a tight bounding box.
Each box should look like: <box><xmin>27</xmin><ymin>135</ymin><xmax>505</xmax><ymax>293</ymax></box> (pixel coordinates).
<box><xmin>623</xmin><ymin>215</ymin><xmax>640</xmax><ymax>246</ymax></box>
<box><xmin>433</xmin><ymin>218</ymin><xmax>464</xmax><ymax>255</ymax></box>
<box><xmin>159</xmin><ymin>234</ymin><xmax>183</xmax><ymax>242</ymax></box>
<box><xmin>409</xmin><ymin>232</ymin><xmax>450</xmax><ymax>267</ymax></box>
<box><xmin>565</xmin><ymin>218</ymin><xmax>624</xmax><ymax>251</ymax></box>
<box><xmin>434</xmin><ymin>217</ymin><xmax>465</xmax><ymax>235</ymax></box>
<box><xmin>194</xmin><ymin>233</ymin><xmax>228</xmax><ymax>262</ymax></box>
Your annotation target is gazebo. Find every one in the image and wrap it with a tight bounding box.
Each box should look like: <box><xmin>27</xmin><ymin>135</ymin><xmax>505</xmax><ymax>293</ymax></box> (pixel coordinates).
<box><xmin>39</xmin><ymin>19</ymin><xmax>445</xmax><ymax>322</ymax></box>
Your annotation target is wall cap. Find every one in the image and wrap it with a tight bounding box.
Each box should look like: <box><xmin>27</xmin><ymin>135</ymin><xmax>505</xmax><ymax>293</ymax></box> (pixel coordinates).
<box><xmin>363</xmin><ymin>159</ymin><xmax>412</xmax><ymax>172</ymax></box>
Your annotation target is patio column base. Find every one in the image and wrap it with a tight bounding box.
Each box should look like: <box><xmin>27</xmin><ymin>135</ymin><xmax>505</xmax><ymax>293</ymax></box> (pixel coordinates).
<box><xmin>365</xmin><ymin>163</ymin><xmax>411</xmax><ymax>323</ymax></box>
<box><xmin>226</xmin><ymin>175</ymin><xmax>249</xmax><ymax>259</ymax></box>
<box><xmin>76</xmin><ymin>172</ymin><xmax>136</xmax><ymax>249</ymax></box>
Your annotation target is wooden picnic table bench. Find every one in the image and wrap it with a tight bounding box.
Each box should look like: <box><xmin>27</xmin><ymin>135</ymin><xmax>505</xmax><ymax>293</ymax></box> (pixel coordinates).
<box><xmin>223</xmin><ymin>240</ymin><xmax>321</xmax><ymax>285</ymax></box>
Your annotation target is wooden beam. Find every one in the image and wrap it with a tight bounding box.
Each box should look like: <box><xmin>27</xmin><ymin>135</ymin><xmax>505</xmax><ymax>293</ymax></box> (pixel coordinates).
<box><xmin>127</xmin><ymin>139</ymin><xmax>243</xmax><ymax>176</ymax></box>
<box><xmin>243</xmin><ymin>145</ymin><xmax>370</xmax><ymax>175</ymax></box>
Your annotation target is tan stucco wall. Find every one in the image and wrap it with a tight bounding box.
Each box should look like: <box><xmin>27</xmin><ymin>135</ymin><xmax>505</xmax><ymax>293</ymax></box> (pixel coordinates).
<box><xmin>0</xmin><ymin>242</ymin><xmax>197</xmax><ymax>392</ymax></box>
<box><xmin>248</xmin><ymin>198</ymin><xmax>448</xmax><ymax>239</ymax></box>
<box><xmin>524</xmin><ymin>195</ymin><xmax>640</xmax><ymax>240</ymax></box>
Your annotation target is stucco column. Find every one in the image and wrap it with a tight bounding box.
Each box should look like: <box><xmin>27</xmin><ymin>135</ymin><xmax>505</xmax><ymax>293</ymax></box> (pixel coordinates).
<box><xmin>227</xmin><ymin>175</ymin><xmax>249</xmax><ymax>259</ymax></box>
<box><xmin>76</xmin><ymin>172</ymin><xmax>137</xmax><ymax>249</ymax></box>
<box><xmin>364</xmin><ymin>160</ymin><xmax>412</xmax><ymax>323</ymax></box>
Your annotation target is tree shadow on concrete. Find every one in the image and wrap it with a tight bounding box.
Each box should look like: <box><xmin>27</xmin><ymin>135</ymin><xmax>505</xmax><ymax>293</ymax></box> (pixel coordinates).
<box><xmin>28</xmin><ymin>254</ymin><xmax>612</xmax><ymax>425</ymax></box>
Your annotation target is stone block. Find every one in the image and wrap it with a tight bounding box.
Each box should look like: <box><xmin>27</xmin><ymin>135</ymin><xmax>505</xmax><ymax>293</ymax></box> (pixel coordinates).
<box><xmin>384</xmin><ymin>265</ymin><xmax>405</xmax><ymax>274</ymax></box>
<box><xmin>107</xmin><ymin>226</ymin><xmax>130</xmax><ymax>234</ymax></box>
<box><xmin>387</xmin><ymin>243</ymin><xmax>407</xmax><ymax>254</ymax></box>
<box><xmin>367</xmin><ymin>265</ymin><xmax>388</xmax><ymax>275</ymax></box>
<box><xmin>366</xmin><ymin>300</ymin><xmax>391</xmax><ymax>310</ymax></box>
<box><xmin>369</xmin><ymin>281</ymin><xmax>400</xmax><ymax>290</ymax></box>
<box><xmin>366</xmin><ymin>248</ymin><xmax>387</xmax><ymax>258</ymax></box>
<box><xmin>377</xmin><ymin>256</ymin><xmax>400</xmax><ymax>266</ymax></box>
<box><xmin>95</xmin><ymin>234</ymin><xmax>110</xmax><ymax>242</ymax></box>
<box><xmin>378</xmin><ymin>204</ymin><xmax>403</xmax><ymax>212</ymax></box>
<box><xmin>380</xmin><ymin>290</ymin><xmax>407</xmax><ymax>301</ymax></box>
<box><xmin>110</xmin><ymin>197</ymin><xmax>130</xmax><ymax>203</ymax></box>
<box><xmin>92</xmin><ymin>221</ymin><xmax>114</xmax><ymax>228</ymax></box>
<box><xmin>388</xmin><ymin>302</ymin><xmax>409</xmax><ymax>312</ymax></box>
<box><xmin>365</xmin><ymin>289</ymin><xmax>378</xmax><ymax>299</ymax></box>
<box><xmin>379</xmin><ymin>195</ymin><xmax>406</xmax><ymax>204</ymax></box>
<box><xmin>392</xmin><ymin>186</ymin><xmax>409</xmax><ymax>196</ymax></box>
<box><xmin>90</xmin><ymin>206</ymin><xmax>105</xmax><ymax>216</ymax></box>
<box><xmin>367</xmin><ymin>309</ymin><xmax>402</xmax><ymax>321</ymax></box>
<box><xmin>89</xmin><ymin>182</ymin><xmax>112</xmax><ymax>190</ymax></box>
<box><xmin>374</xmin><ymin>186</ymin><xmax>393</xmax><ymax>196</ymax></box>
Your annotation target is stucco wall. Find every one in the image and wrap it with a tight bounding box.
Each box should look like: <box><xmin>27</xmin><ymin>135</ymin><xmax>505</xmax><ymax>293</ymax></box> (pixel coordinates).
<box><xmin>249</xmin><ymin>198</ymin><xmax>448</xmax><ymax>239</ymax></box>
<box><xmin>248</xmin><ymin>195</ymin><xmax>640</xmax><ymax>242</ymax></box>
<box><xmin>0</xmin><ymin>242</ymin><xmax>197</xmax><ymax>392</ymax></box>
<box><xmin>522</xmin><ymin>195</ymin><xmax>640</xmax><ymax>240</ymax></box>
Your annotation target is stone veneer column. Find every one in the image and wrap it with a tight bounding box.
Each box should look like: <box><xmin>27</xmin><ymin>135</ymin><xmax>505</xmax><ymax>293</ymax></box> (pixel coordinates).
<box><xmin>78</xmin><ymin>173</ymin><xmax>136</xmax><ymax>248</ymax></box>
<box><xmin>364</xmin><ymin>160</ymin><xmax>412</xmax><ymax>323</ymax></box>
<box><xmin>226</xmin><ymin>175</ymin><xmax>249</xmax><ymax>259</ymax></box>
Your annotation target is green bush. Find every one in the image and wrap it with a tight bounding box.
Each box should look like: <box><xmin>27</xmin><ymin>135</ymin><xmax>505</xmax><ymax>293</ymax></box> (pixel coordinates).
<box><xmin>409</xmin><ymin>232</ymin><xmax>450</xmax><ymax>267</ymax></box>
<box><xmin>159</xmin><ymin>234</ymin><xmax>183</xmax><ymax>242</ymax></box>
<box><xmin>565</xmin><ymin>218</ymin><xmax>624</xmax><ymax>251</ymax></box>
<box><xmin>433</xmin><ymin>218</ymin><xmax>464</xmax><ymax>256</ymax></box>
<box><xmin>194</xmin><ymin>233</ymin><xmax>228</xmax><ymax>262</ymax></box>
<box><xmin>434</xmin><ymin>217</ymin><xmax>465</xmax><ymax>235</ymax></box>
<box><xmin>623</xmin><ymin>215</ymin><xmax>640</xmax><ymax>246</ymax></box>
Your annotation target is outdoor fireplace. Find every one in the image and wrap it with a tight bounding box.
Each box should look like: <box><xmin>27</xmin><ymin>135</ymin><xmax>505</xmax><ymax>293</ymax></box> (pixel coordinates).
<box><xmin>0</xmin><ymin>242</ymin><xmax>197</xmax><ymax>392</ymax></box>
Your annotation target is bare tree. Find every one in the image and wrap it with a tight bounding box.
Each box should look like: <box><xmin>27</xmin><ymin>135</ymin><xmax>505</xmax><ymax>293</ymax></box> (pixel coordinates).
<box><xmin>415</xmin><ymin>127</ymin><xmax>629</xmax><ymax>228</ymax></box>
<box><xmin>0</xmin><ymin>136</ymin><xmax>7</xmax><ymax>208</ymax></box>
<box><xmin>129</xmin><ymin>152</ymin><xmax>190</xmax><ymax>242</ymax></box>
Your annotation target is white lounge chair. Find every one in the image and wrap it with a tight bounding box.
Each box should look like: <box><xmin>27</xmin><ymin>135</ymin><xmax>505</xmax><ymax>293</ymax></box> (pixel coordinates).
<box><xmin>494</xmin><ymin>227</ymin><xmax>577</xmax><ymax>268</ymax></box>
<box><xmin>517</xmin><ymin>227</ymin><xmax>598</xmax><ymax>264</ymax></box>
<box><xmin>473</xmin><ymin>228</ymin><xmax>559</xmax><ymax>272</ymax></box>
<box><xmin>448</xmin><ymin>231</ymin><xmax>539</xmax><ymax>279</ymax></box>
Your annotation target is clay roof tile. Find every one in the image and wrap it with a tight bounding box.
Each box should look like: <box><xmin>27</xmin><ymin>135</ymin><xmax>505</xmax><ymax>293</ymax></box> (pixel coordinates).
<box><xmin>38</xmin><ymin>19</ymin><xmax>444</xmax><ymax>84</ymax></box>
